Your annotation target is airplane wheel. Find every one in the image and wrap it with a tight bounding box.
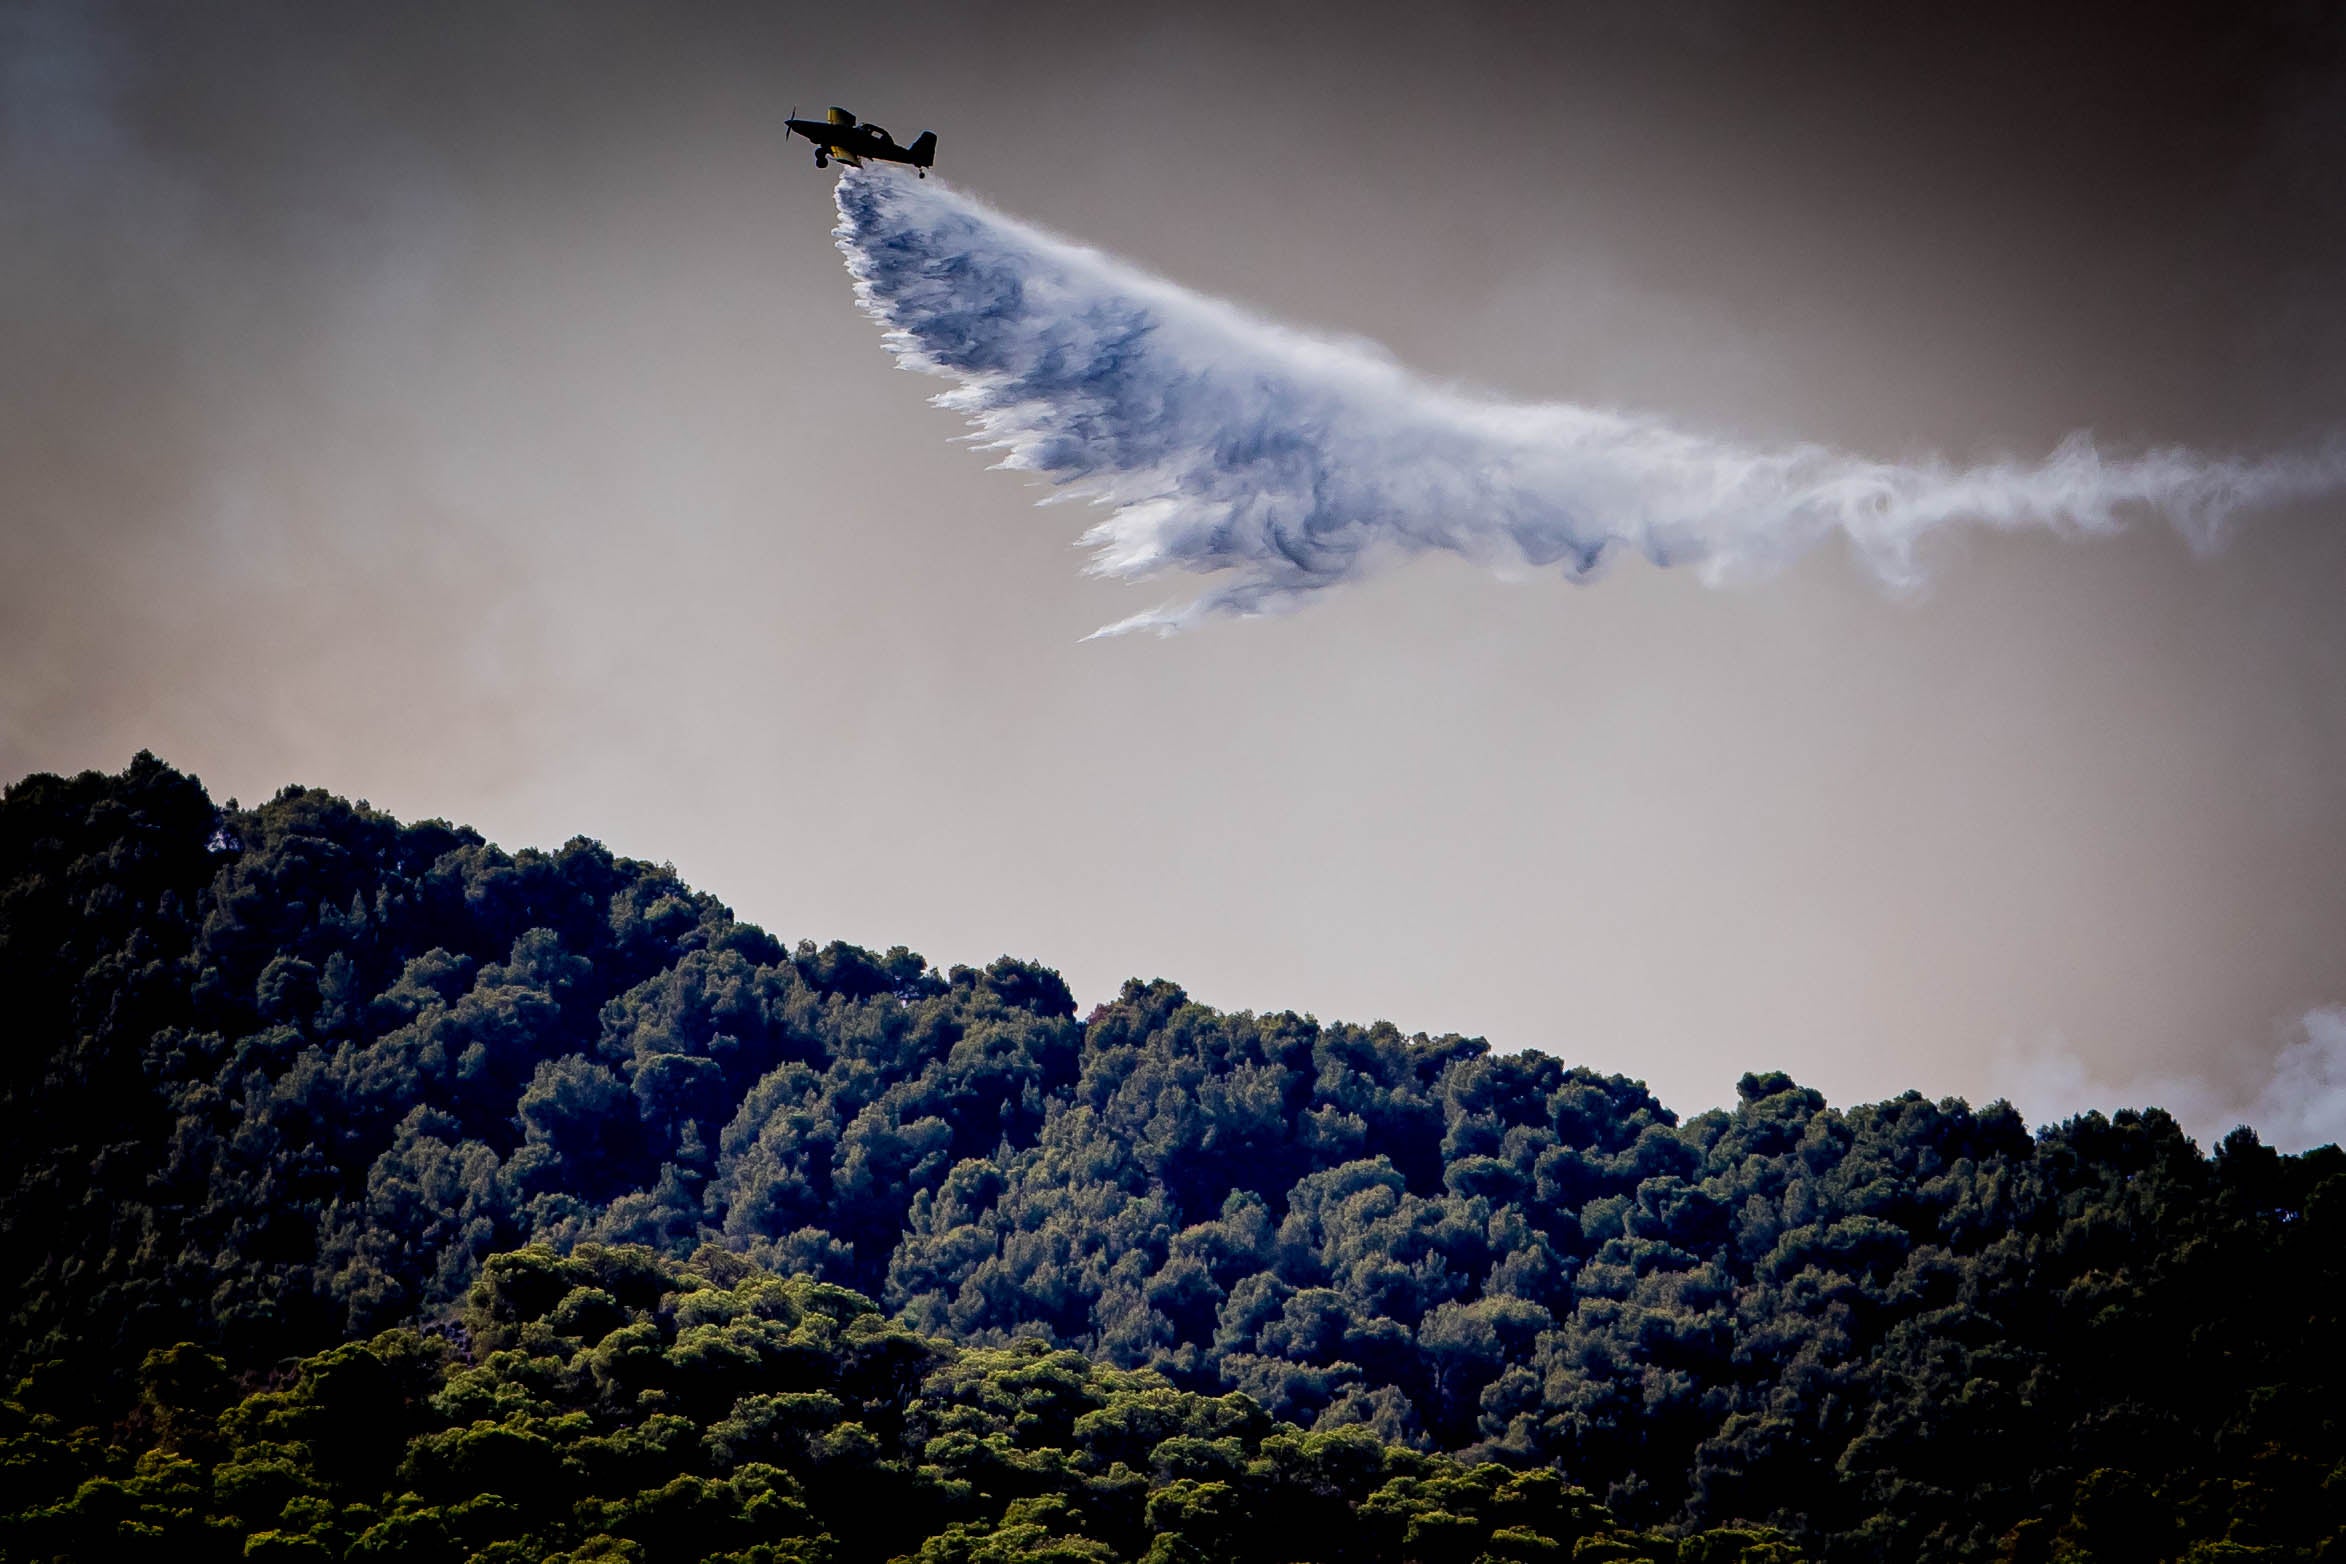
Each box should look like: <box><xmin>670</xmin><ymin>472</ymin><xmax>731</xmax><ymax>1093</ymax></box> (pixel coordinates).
<box><xmin>815</xmin><ymin>152</ymin><xmax>828</xmax><ymax>168</ymax></box>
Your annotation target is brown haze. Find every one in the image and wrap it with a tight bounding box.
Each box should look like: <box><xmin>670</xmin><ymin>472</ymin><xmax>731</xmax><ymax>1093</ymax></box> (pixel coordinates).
<box><xmin>5</xmin><ymin>0</ymin><xmax>2344</xmax><ymax>1135</ymax></box>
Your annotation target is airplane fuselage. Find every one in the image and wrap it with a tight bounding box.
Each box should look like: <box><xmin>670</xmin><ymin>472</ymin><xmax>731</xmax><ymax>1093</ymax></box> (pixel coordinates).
<box><xmin>785</xmin><ymin>111</ymin><xmax>936</xmax><ymax>175</ymax></box>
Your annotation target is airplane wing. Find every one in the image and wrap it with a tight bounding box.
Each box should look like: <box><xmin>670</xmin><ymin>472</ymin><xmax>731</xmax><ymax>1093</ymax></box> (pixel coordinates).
<box><xmin>827</xmin><ymin>107</ymin><xmax>858</xmax><ymax>126</ymax></box>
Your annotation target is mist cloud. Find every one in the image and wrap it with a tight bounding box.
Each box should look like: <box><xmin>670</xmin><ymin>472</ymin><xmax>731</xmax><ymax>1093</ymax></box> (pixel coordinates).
<box><xmin>1990</xmin><ymin>1007</ymin><xmax>2346</xmax><ymax>1153</ymax></box>
<box><xmin>833</xmin><ymin>168</ymin><xmax>2346</xmax><ymax>635</ymax></box>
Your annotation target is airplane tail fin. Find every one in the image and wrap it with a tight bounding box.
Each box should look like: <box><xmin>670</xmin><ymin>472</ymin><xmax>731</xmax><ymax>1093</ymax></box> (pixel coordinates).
<box><xmin>908</xmin><ymin>130</ymin><xmax>937</xmax><ymax>167</ymax></box>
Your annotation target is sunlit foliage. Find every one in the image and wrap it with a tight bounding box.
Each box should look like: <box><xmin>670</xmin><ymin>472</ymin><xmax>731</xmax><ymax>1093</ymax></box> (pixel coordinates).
<box><xmin>4</xmin><ymin>1244</ymin><xmax>1798</xmax><ymax>1563</ymax></box>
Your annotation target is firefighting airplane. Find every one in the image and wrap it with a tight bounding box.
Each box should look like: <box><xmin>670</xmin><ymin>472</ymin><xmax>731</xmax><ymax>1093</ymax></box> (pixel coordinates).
<box><xmin>784</xmin><ymin>107</ymin><xmax>938</xmax><ymax>175</ymax></box>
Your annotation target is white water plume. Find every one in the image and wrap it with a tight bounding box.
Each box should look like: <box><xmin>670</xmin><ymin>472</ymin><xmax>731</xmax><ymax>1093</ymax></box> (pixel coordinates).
<box><xmin>832</xmin><ymin>168</ymin><xmax>2344</xmax><ymax>636</ymax></box>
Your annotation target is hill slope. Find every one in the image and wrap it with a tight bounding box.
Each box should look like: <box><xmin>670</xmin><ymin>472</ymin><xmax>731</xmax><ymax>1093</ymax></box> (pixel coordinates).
<box><xmin>4</xmin><ymin>755</ymin><xmax>2340</xmax><ymax>1560</ymax></box>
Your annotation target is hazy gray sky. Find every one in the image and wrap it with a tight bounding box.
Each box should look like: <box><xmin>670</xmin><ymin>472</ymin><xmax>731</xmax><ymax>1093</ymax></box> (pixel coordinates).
<box><xmin>7</xmin><ymin>0</ymin><xmax>2344</xmax><ymax>1137</ymax></box>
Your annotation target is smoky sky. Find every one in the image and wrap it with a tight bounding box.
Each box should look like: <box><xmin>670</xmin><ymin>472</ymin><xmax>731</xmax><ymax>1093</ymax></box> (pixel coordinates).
<box><xmin>5</xmin><ymin>0</ymin><xmax>2346</xmax><ymax>1139</ymax></box>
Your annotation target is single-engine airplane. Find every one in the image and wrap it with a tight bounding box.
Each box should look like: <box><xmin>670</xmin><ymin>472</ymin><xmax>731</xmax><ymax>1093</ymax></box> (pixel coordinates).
<box><xmin>785</xmin><ymin>106</ymin><xmax>937</xmax><ymax>175</ymax></box>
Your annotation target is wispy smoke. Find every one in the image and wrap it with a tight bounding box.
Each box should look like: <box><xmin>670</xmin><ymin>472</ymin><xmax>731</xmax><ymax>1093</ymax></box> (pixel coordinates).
<box><xmin>1989</xmin><ymin>1007</ymin><xmax>2346</xmax><ymax>1153</ymax></box>
<box><xmin>832</xmin><ymin>168</ymin><xmax>2346</xmax><ymax>636</ymax></box>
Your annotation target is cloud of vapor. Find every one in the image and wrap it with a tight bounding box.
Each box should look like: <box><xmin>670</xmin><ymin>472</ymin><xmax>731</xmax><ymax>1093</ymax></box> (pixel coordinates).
<box><xmin>832</xmin><ymin>168</ymin><xmax>2346</xmax><ymax>635</ymax></box>
<box><xmin>1989</xmin><ymin>1007</ymin><xmax>2346</xmax><ymax>1153</ymax></box>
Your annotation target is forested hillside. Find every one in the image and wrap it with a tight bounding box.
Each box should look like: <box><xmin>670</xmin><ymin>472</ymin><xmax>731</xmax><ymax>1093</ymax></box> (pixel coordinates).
<box><xmin>4</xmin><ymin>755</ymin><xmax>2341</xmax><ymax>1562</ymax></box>
<box><xmin>5</xmin><ymin>1242</ymin><xmax>1802</xmax><ymax>1563</ymax></box>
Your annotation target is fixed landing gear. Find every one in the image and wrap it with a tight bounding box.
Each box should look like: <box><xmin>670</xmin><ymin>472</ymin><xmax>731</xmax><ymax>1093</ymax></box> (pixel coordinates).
<box><xmin>814</xmin><ymin>151</ymin><xmax>829</xmax><ymax>168</ymax></box>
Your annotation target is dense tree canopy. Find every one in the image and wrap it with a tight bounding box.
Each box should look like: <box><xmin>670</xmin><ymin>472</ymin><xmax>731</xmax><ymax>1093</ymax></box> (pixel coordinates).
<box><xmin>3</xmin><ymin>756</ymin><xmax>2341</xmax><ymax>1562</ymax></box>
<box><xmin>5</xmin><ymin>1242</ymin><xmax>1805</xmax><ymax>1563</ymax></box>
